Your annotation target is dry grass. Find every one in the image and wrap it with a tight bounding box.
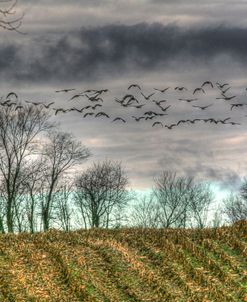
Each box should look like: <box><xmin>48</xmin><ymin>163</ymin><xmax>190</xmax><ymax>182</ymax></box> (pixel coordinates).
<box><xmin>0</xmin><ymin>222</ymin><xmax>246</xmax><ymax>301</ymax></box>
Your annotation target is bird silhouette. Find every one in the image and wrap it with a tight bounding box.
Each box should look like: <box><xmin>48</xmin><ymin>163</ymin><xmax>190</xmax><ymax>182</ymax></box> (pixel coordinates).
<box><xmin>83</xmin><ymin>112</ymin><xmax>94</xmax><ymax>117</ymax></box>
<box><xmin>82</xmin><ymin>89</ymin><xmax>98</xmax><ymax>94</ymax></box>
<box><xmin>95</xmin><ymin>112</ymin><xmax>110</xmax><ymax>118</ymax></box>
<box><xmin>176</xmin><ymin>120</ymin><xmax>189</xmax><ymax>125</ymax></box>
<box><xmin>54</xmin><ymin>108</ymin><xmax>67</xmax><ymax>115</ymax></box>
<box><xmin>192</xmin><ymin>104</ymin><xmax>213</xmax><ymax>110</ymax></box>
<box><xmin>221</xmin><ymin>87</ymin><xmax>231</xmax><ymax>94</ymax></box>
<box><xmin>165</xmin><ymin>124</ymin><xmax>177</xmax><ymax>129</ymax></box>
<box><xmin>91</xmin><ymin>104</ymin><xmax>102</xmax><ymax>110</ymax></box>
<box><xmin>187</xmin><ymin>118</ymin><xmax>202</xmax><ymax>124</ymax></box>
<box><xmin>6</xmin><ymin>92</ymin><xmax>18</xmax><ymax>99</ymax></box>
<box><xmin>115</xmin><ymin>98</ymin><xmax>124</xmax><ymax>104</ymax></box>
<box><xmin>145</xmin><ymin>116</ymin><xmax>156</xmax><ymax>120</ymax></box>
<box><xmin>130</xmin><ymin>104</ymin><xmax>146</xmax><ymax>109</ymax></box>
<box><xmin>94</xmin><ymin>89</ymin><xmax>108</xmax><ymax>94</ymax></box>
<box><xmin>193</xmin><ymin>87</ymin><xmax>205</xmax><ymax>94</ymax></box>
<box><xmin>77</xmin><ymin>105</ymin><xmax>91</xmax><ymax>111</ymax></box>
<box><xmin>43</xmin><ymin>102</ymin><xmax>55</xmax><ymax>109</ymax></box>
<box><xmin>230</xmin><ymin>103</ymin><xmax>246</xmax><ymax>110</ymax></box>
<box><xmin>69</xmin><ymin>108</ymin><xmax>84</xmax><ymax>113</ymax></box>
<box><xmin>122</xmin><ymin>94</ymin><xmax>138</xmax><ymax>102</ymax></box>
<box><xmin>141</xmin><ymin>92</ymin><xmax>155</xmax><ymax>100</ymax></box>
<box><xmin>144</xmin><ymin>111</ymin><xmax>158</xmax><ymax>116</ymax></box>
<box><xmin>179</xmin><ymin>98</ymin><xmax>198</xmax><ymax>103</ymax></box>
<box><xmin>132</xmin><ymin>116</ymin><xmax>145</xmax><ymax>122</ymax></box>
<box><xmin>125</xmin><ymin>98</ymin><xmax>139</xmax><ymax>106</ymax></box>
<box><xmin>128</xmin><ymin>84</ymin><xmax>141</xmax><ymax>90</ymax></box>
<box><xmin>153</xmin><ymin>100</ymin><xmax>168</xmax><ymax>106</ymax></box>
<box><xmin>201</xmin><ymin>81</ymin><xmax>213</xmax><ymax>88</ymax></box>
<box><xmin>85</xmin><ymin>95</ymin><xmax>104</xmax><ymax>102</ymax></box>
<box><xmin>152</xmin><ymin>121</ymin><xmax>163</xmax><ymax>127</ymax></box>
<box><xmin>158</xmin><ymin>105</ymin><xmax>171</xmax><ymax>112</ymax></box>
<box><xmin>154</xmin><ymin>87</ymin><xmax>170</xmax><ymax>93</ymax></box>
<box><xmin>225</xmin><ymin>121</ymin><xmax>241</xmax><ymax>125</ymax></box>
<box><xmin>216</xmin><ymin>82</ymin><xmax>229</xmax><ymax>89</ymax></box>
<box><xmin>175</xmin><ymin>86</ymin><xmax>187</xmax><ymax>91</ymax></box>
<box><xmin>69</xmin><ymin>94</ymin><xmax>84</xmax><ymax>101</ymax></box>
<box><xmin>55</xmin><ymin>88</ymin><xmax>76</xmax><ymax>93</ymax></box>
<box><xmin>112</xmin><ymin>117</ymin><xmax>126</xmax><ymax>123</ymax></box>
<box><xmin>216</xmin><ymin>95</ymin><xmax>236</xmax><ymax>101</ymax></box>
<box><xmin>221</xmin><ymin>117</ymin><xmax>231</xmax><ymax>123</ymax></box>
<box><xmin>203</xmin><ymin>118</ymin><xmax>217</xmax><ymax>124</ymax></box>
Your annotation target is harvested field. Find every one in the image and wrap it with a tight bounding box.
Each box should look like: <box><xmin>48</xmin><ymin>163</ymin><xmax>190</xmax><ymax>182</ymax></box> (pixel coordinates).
<box><xmin>0</xmin><ymin>223</ymin><xmax>246</xmax><ymax>301</ymax></box>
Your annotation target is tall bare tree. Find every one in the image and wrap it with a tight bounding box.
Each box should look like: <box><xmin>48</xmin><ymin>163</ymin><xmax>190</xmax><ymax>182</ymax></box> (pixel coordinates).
<box><xmin>0</xmin><ymin>104</ymin><xmax>52</xmax><ymax>232</ymax></box>
<box><xmin>21</xmin><ymin>159</ymin><xmax>46</xmax><ymax>233</ymax></box>
<box><xmin>53</xmin><ymin>181</ymin><xmax>74</xmax><ymax>232</ymax></box>
<box><xmin>0</xmin><ymin>184</ymin><xmax>5</xmax><ymax>233</ymax></box>
<box><xmin>74</xmin><ymin>160</ymin><xmax>130</xmax><ymax>228</ymax></box>
<box><xmin>187</xmin><ymin>183</ymin><xmax>214</xmax><ymax>228</ymax></box>
<box><xmin>40</xmin><ymin>130</ymin><xmax>90</xmax><ymax>231</ymax></box>
<box><xmin>131</xmin><ymin>195</ymin><xmax>160</xmax><ymax>228</ymax></box>
<box><xmin>223</xmin><ymin>193</ymin><xmax>247</xmax><ymax>224</ymax></box>
<box><xmin>153</xmin><ymin>171</ymin><xmax>194</xmax><ymax>228</ymax></box>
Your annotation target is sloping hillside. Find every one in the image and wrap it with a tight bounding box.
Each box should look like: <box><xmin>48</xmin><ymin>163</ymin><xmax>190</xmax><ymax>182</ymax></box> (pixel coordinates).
<box><xmin>0</xmin><ymin>223</ymin><xmax>246</xmax><ymax>302</ymax></box>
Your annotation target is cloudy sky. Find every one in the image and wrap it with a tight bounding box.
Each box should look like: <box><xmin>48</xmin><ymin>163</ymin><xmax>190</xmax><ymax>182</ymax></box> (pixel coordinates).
<box><xmin>1</xmin><ymin>0</ymin><xmax>247</xmax><ymax>199</ymax></box>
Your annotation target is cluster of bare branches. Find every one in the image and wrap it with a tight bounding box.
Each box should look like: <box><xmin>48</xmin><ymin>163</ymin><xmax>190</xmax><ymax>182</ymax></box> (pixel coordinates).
<box><xmin>0</xmin><ymin>0</ymin><xmax>24</xmax><ymax>32</ymax></box>
<box><xmin>222</xmin><ymin>182</ymin><xmax>247</xmax><ymax>224</ymax></box>
<box><xmin>74</xmin><ymin>160</ymin><xmax>131</xmax><ymax>229</ymax></box>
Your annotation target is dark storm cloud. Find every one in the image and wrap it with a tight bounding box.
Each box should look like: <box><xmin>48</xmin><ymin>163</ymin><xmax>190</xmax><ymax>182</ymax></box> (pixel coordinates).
<box><xmin>3</xmin><ymin>23</ymin><xmax>247</xmax><ymax>82</ymax></box>
<box><xmin>0</xmin><ymin>47</ymin><xmax>17</xmax><ymax>69</ymax></box>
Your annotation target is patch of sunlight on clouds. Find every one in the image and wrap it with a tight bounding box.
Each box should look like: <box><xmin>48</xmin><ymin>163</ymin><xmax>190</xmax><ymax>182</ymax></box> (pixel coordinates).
<box><xmin>221</xmin><ymin>135</ymin><xmax>247</xmax><ymax>146</ymax></box>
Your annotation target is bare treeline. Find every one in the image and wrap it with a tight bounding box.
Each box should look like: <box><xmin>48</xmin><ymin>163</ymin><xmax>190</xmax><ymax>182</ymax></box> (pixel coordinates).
<box><xmin>0</xmin><ymin>103</ymin><xmax>245</xmax><ymax>233</ymax></box>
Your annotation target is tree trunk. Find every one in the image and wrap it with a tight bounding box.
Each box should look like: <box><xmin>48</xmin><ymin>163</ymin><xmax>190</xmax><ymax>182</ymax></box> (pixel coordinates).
<box><xmin>6</xmin><ymin>202</ymin><xmax>13</xmax><ymax>233</ymax></box>
<box><xmin>43</xmin><ymin>208</ymin><xmax>50</xmax><ymax>231</ymax></box>
<box><xmin>0</xmin><ymin>217</ymin><xmax>5</xmax><ymax>233</ymax></box>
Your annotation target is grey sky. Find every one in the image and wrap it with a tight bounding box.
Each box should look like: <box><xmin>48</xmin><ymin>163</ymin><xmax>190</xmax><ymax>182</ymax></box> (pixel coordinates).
<box><xmin>1</xmin><ymin>0</ymin><xmax>247</xmax><ymax>198</ymax></box>
<box><xmin>1</xmin><ymin>24</ymin><xmax>247</xmax><ymax>83</ymax></box>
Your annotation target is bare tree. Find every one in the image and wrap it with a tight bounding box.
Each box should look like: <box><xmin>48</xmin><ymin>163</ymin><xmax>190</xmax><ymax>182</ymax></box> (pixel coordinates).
<box><xmin>153</xmin><ymin>171</ymin><xmax>194</xmax><ymax>228</ymax></box>
<box><xmin>74</xmin><ymin>160</ymin><xmax>130</xmax><ymax>228</ymax></box>
<box><xmin>187</xmin><ymin>183</ymin><xmax>214</xmax><ymax>228</ymax></box>
<box><xmin>21</xmin><ymin>159</ymin><xmax>46</xmax><ymax>233</ymax></box>
<box><xmin>40</xmin><ymin>130</ymin><xmax>90</xmax><ymax>231</ymax></box>
<box><xmin>13</xmin><ymin>192</ymin><xmax>27</xmax><ymax>232</ymax></box>
<box><xmin>0</xmin><ymin>0</ymin><xmax>24</xmax><ymax>32</ymax></box>
<box><xmin>0</xmin><ymin>104</ymin><xmax>52</xmax><ymax>232</ymax></box>
<box><xmin>223</xmin><ymin>193</ymin><xmax>247</xmax><ymax>224</ymax></box>
<box><xmin>211</xmin><ymin>206</ymin><xmax>224</xmax><ymax>228</ymax></box>
<box><xmin>0</xmin><ymin>184</ymin><xmax>5</xmax><ymax>233</ymax></box>
<box><xmin>53</xmin><ymin>181</ymin><xmax>74</xmax><ymax>232</ymax></box>
<box><xmin>131</xmin><ymin>195</ymin><xmax>160</xmax><ymax>228</ymax></box>
<box><xmin>240</xmin><ymin>178</ymin><xmax>247</xmax><ymax>206</ymax></box>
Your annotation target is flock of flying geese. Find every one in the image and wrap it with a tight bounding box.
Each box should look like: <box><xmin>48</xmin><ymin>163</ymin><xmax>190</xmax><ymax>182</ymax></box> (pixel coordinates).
<box><xmin>1</xmin><ymin>81</ymin><xmax>246</xmax><ymax>130</ymax></box>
